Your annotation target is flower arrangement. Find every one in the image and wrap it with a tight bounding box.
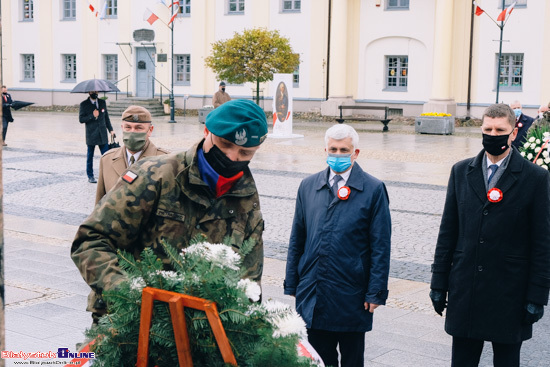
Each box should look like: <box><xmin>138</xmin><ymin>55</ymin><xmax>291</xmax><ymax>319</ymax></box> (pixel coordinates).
<box><xmin>420</xmin><ymin>112</ymin><xmax>452</xmax><ymax>117</ymax></box>
<box><xmin>519</xmin><ymin>127</ymin><xmax>550</xmax><ymax>170</ymax></box>
<box><xmin>87</xmin><ymin>239</ymin><xmax>319</xmax><ymax>367</ymax></box>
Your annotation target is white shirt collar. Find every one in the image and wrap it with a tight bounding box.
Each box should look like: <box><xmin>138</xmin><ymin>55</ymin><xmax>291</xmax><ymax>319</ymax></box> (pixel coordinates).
<box><xmin>485</xmin><ymin>154</ymin><xmax>507</xmax><ymax>168</ymax></box>
<box><xmin>329</xmin><ymin>167</ymin><xmax>352</xmax><ymax>186</ymax></box>
<box><xmin>127</xmin><ymin>149</ymin><xmax>143</xmax><ymax>166</ymax></box>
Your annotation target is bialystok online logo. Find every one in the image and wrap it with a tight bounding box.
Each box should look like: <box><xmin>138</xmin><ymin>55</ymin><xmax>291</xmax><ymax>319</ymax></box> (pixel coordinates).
<box><xmin>1</xmin><ymin>347</ymin><xmax>95</xmax><ymax>360</ymax></box>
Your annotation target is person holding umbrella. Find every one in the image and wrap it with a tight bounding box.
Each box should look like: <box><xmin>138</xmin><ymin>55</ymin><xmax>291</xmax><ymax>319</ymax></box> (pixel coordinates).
<box><xmin>2</xmin><ymin>86</ymin><xmax>14</xmax><ymax>146</ymax></box>
<box><xmin>79</xmin><ymin>90</ymin><xmax>115</xmax><ymax>183</ymax></box>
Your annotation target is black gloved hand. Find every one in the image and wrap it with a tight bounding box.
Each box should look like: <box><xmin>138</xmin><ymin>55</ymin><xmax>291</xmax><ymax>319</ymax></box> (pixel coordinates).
<box><xmin>524</xmin><ymin>303</ymin><xmax>544</xmax><ymax>324</ymax></box>
<box><xmin>429</xmin><ymin>289</ymin><xmax>447</xmax><ymax>316</ymax></box>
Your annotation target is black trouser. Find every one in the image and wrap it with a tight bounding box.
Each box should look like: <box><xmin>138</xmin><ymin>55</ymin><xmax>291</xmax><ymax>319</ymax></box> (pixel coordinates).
<box><xmin>2</xmin><ymin>117</ymin><xmax>8</xmax><ymax>142</ymax></box>
<box><xmin>307</xmin><ymin>328</ymin><xmax>365</xmax><ymax>367</ymax></box>
<box><xmin>451</xmin><ymin>336</ymin><xmax>522</xmax><ymax>367</ymax></box>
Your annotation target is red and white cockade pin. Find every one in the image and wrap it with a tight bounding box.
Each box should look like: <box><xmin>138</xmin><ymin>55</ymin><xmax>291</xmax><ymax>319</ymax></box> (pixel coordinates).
<box><xmin>518</xmin><ymin>122</ymin><xmax>523</xmax><ymax>128</ymax></box>
<box><xmin>487</xmin><ymin>187</ymin><xmax>503</xmax><ymax>203</ymax></box>
<box><xmin>337</xmin><ymin>186</ymin><xmax>351</xmax><ymax>200</ymax></box>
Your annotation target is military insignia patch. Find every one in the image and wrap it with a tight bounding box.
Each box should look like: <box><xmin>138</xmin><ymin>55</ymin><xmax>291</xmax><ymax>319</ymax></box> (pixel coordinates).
<box><xmin>122</xmin><ymin>170</ymin><xmax>138</xmax><ymax>184</ymax></box>
<box><xmin>235</xmin><ymin>129</ymin><xmax>248</xmax><ymax>146</ymax></box>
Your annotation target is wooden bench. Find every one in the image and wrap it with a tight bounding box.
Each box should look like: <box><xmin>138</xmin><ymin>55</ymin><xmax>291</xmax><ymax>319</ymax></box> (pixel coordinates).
<box><xmin>336</xmin><ymin>105</ymin><xmax>392</xmax><ymax>132</ymax></box>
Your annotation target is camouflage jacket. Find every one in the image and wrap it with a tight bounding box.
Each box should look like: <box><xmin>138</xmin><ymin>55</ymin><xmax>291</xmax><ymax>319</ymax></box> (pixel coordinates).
<box><xmin>71</xmin><ymin>141</ymin><xmax>264</xmax><ymax>301</ymax></box>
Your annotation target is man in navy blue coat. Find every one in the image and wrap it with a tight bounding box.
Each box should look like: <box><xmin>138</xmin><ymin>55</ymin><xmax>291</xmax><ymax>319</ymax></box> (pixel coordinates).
<box><xmin>284</xmin><ymin>124</ymin><xmax>391</xmax><ymax>367</ymax></box>
<box><xmin>510</xmin><ymin>100</ymin><xmax>535</xmax><ymax>150</ymax></box>
<box><xmin>430</xmin><ymin>104</ymin><xmax>550</xmax><ymax>367</ymax></box>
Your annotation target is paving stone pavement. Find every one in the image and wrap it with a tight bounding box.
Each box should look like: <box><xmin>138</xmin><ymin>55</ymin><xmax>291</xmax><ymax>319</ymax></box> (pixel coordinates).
<box><xmin>1</xmin><ymin>111</ymin><xmax>549</xmax><ymax>366</ymax></box>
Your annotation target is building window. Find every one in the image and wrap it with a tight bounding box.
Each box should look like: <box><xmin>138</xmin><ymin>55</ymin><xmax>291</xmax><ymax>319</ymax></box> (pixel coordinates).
<box><xmin>174</xmin><ymin>54</ymin><xmax>191</xmax><ymax>85</ymax></box>
<box><xmin>178</xmin><ymin>0</ymin><xmax>191</xmax><ymax>16</ymax></box>
<box><xmin>22</xmin><ymin>0</ymin><xmax>34</xmax><ymax>20</ymax></box>
<box><xmin>104</xmin><ymin>55</ymin><xmax>118</xmax><ymax>82</ymax></box>
<box><xmin>497</xmin><ymin>53</ymin><xmax>523</xmax><ymax>91</ymax></box>
<box><xmin>22</xmin><ymin>54</ymin><xmax>35</xmax><ymax>81</ymax></box>
<box><xmin>228</xmin><ymin>0</ymin><xmax>245</xmax><ymax>13</ymax></box>
<box><xmin>62</xmin><ymin>0</ymin><xmax>76</xmax><ymax>20</ymax></box>
<box><xmin>386</xmin><ymin>0</ymin><xmax>409</xmax><ymax>10</ymax></box>
<box><xmin>293</xmin><ymin>66</ymin><xmax>299</xmax><ymax>87</ymax></box>
<box><xmin>63</xmin><ymin>54</ymin><xmax>77</xmax><ymax>82</ymax></box>
<box><xmin>105</xmin><ymin>0</ymin><xmax>117</xmax><ymax>18</ymax></box>
<box><xmin>282</xmin><ymin>0</ymin><xmax>301</xmax><ymax>12</ymax></box>
<box><xmin>385</xmin><ymin>56</ymin><xmax>408</xmax><ymax>91</ymax></box>
<box><xmin>503</xmin><ymin>0</ymin><xmax>526</xmax><ymax>7</ymax></box>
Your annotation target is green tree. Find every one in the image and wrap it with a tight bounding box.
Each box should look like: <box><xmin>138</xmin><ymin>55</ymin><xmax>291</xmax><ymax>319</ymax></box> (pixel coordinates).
<box><xmin>205</xmin><ymin>28</ymin><xmax>300</xmax><ymax>105</ymax></box>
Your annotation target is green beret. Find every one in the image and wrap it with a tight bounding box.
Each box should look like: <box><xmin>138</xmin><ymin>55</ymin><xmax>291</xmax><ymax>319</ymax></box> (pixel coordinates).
<box><xmin>206</xmin><ymin>99</ymin><xmax>268</xmax><ymax>147</ymax></box>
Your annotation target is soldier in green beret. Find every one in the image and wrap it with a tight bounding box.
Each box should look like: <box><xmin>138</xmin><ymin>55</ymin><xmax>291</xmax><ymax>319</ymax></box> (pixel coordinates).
<box><xmin>72</xmin><ymin>99</ymin><xmax>268</xmax><ymax>324</ymax></box>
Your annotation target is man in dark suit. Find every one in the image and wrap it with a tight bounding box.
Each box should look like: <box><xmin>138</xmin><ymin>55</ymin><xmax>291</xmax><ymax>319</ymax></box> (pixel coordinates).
<box><xmin>2</xmin><ymin>85</ymin><xmax>14</xmax><ymax>146</ymax></box>
<box><xmin>430</xmin><ymin>103</ymin><xmax>550</xmax><ymax>367</ymax></box>
<box><xmin>79</xmin><ymin>91</ymin><xmax>115</xmax><ymax>183</ymax></box>
<box><xmin>510</xmin><ymin>100</ymin><xmax>535</xmax><ymax>150</ymax></box>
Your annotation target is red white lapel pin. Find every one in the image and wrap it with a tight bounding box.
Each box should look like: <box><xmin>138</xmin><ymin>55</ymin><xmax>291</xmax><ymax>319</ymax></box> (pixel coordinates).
<box><xmin>487</xmin><ymin>188</ymin><xmax>503</xmax><ymax>203</ymax></box>
<box><xmin>337</xmin><ymin>186</ymin><xmax>351</xmax><ymax>200</ymax></box>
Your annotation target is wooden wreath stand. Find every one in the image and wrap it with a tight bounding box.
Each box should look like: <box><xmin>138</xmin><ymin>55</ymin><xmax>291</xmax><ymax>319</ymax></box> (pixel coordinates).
<box><xmin>136</xmin><ymin>287</ymin><xmax>238</xmax><ymax>367</ymax></box>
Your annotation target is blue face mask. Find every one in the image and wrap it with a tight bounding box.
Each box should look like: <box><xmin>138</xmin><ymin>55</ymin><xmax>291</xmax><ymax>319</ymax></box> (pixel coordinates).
<box><xmin>514</xmin><ymin>108</ymin><xmax>522</xmax><ymax>118</ymax></box>
<box><xmin>326</xmin><ymin>153</ymin><xmax>352</xmax><ymax>173</ymax></box>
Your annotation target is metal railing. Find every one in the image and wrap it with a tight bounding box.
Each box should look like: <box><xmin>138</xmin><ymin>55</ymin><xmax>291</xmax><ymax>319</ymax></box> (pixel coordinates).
<box><xmin>151</xmin><ymin>76</ymin><xmax>171</xmax><ymax>103</ymax></box>
<box><xmin>113</xmin><ymin>75</ymin><xmax>130</xmax><ymax>100</ymax></box>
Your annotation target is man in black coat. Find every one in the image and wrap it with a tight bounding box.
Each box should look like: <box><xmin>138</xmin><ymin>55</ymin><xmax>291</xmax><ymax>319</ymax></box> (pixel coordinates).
<box><xmin>510</xmin><ymin>100</ymin><xmax>535</xmax><ymax>150</ymax></box>
<box><xmin>430</xmin><ymin>103</ymin><xmax>550</xmax><ymax>367</ymax></box>
<box><xmin>79</xmin><ymin>91</ymin><xmax>115</xmax><ymax>183</ymax></box>
<box><xmin>2</xmin><ymin>85</ymin><xmax>14</xmax><ymax>146</ymax></box>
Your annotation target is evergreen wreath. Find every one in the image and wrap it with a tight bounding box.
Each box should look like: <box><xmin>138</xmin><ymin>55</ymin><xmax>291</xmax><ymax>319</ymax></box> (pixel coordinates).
<box><xmin>86</xmin><ymin>239</ymin><xmax>319</xmax><ymax>367</ymax></box>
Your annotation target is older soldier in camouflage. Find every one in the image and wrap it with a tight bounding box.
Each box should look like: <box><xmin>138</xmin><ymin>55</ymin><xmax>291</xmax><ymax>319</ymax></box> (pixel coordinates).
<box><xmin>72</xmin><ymin>99</ymin><xmax>268</xmax><ymax>323</ymax></box>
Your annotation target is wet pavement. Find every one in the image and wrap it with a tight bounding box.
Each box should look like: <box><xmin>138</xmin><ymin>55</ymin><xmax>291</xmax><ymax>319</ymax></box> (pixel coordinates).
<box><xmin>1</xmin><ymin>111</ymin><xmax>549</xmax><ymax>366</ymax></box>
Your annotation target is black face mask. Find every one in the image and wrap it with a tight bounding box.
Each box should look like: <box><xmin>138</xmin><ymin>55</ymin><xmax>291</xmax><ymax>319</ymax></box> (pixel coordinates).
<box><xmin>90</xmin><ymin>93</ymin><xmax>98</xmax><ymax>100</ymax></box>
<box><xmin>221</xmin><ymin>88</ymin><xmax>226</xmax><ymax>92</ymax></box>
<box><xmin>482</xmin><ymin>132</ymin><xmax>512</xmax><ymax>156</ymax></box>
<box><xmin>204</xmin><ymin>144</ymin><xmax>249</xmax><ymax>178</ymax></box>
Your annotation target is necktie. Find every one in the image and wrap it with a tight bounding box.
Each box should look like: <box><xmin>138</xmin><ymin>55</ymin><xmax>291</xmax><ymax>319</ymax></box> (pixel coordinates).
<box><xmin>331</xmin><ymin>175</ymin><xmax>342</xmax><ymax>196</ymax></box>
<box><xmin>488</xmin><ymin>164</ymin><xmax>499</xmax><ymax>184</ymax></box>
<box><xmin>130</xmin><ymin>155</ymin><xmax>135</xmax><ymax>166</ymax></box>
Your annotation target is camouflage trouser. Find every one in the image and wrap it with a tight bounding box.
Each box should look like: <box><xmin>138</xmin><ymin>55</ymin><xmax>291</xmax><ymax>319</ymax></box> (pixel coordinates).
<box><xmin>87</xmin><ymin>291</ymin><xmax>107</xmax><ymax>325</ymax></box>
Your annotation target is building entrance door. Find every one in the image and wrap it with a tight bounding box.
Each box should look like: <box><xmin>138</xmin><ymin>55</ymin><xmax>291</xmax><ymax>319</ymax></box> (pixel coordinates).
<box><xmin>136</xmin><ymin>48</ymin><xmax>155</xmax><ymax>97</ymax></box>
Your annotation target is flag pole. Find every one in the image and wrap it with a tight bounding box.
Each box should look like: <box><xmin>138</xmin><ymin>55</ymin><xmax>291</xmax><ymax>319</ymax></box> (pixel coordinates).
<box><xmin>495</xmin><ymin>0</ymin><xmax>505</xmax><ymax>104</ymax></box>
<box><xmin>168</xmin><ymin>5</ymin><xmax>176</xmax><ymax>123</ymax></box>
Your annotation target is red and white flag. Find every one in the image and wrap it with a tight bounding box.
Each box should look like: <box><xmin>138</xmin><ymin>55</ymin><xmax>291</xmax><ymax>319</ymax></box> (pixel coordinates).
<box><xmin>473</xmin><ymin>1</ymin><xmax>484</xmax><ymax>16</ymax></box>
<box><xmin>143</xmin><ymin>8</ymin><xmax>159</xmax><ymax>25</ymax></box>
<box><xmin>168</xmin><ymin>1</ymin><xmax>180</xmax><ymax>25</ymax></box>
<box><xmin>88</xmin><ymin>1</ymin><xmax>98</xmax><ymax>17</ymax></box>
<box><xmin>497</xmin><ymin>1</ymin><xmax>516</xmax><ymax>21</ymax></box>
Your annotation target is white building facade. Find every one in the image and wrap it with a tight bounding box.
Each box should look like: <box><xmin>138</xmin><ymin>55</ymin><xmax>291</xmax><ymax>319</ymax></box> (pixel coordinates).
<box><xmin>1</xmin><ymin>0</ymin><xmax>549</xmax><ymax>117</ymax></box>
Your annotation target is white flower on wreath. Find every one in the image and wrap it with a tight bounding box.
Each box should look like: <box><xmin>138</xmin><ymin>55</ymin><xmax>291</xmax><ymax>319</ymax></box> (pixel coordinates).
<box><xmin>544</xmin><ymin>132</ymin><xmax>550</xmax><ymax>137</ymax></box>
<box><xmin>543</xmin><ymin>150</ymin><xmax>550</xmax><ymax>158</ymax></box>
<box><xmin>536</xmin><ymin>139</ymin><xmax>541</xmax><ymax>145</ymax></box>
<box><xmin>543</xmin><ymin>165</ymin><xmax>549</xmax><ymax>170</ymax></box>
<box><xmin>545</xmin><ymin>157</ymin><xmax>550</xmax><ymax>164</ymax></box>
<box><xmin>524</xmin><ymin>142</ymin><xmax>530</xmax><ymax>148</ymax></box>
<box><xmin>270</xmin><ymin>309</ymin><xmax>307</xmax><ymax>339</ymax></box>
<box><xmin>535</xmin><ymin>147</ymin><xmax>542</xmax><ymax>153</ymax></box>
<box><xmin>536</xmin><ymin>158</ymin><xmax>544</xmax><ymax>166</ymax></box>
<box><xmin>237</xmin><ymin>279</ymin><xmax>261</xmax><ymax>302</ymax></box>
<box><xmin>528</xmin><ymin>153</ymin><xmax>534</xmax><ymax>160</ymax></box>
<box><xmin>529</xmin><ymin>137</ymin><xmax>536</xmax><ymax>142</ymax></box>
<box><xmin>530</xmin><ymin>143</ymin><xmax>537</xmax><ymax>150</ymax></box>
<box><xmin>184</xmin><ymin>243</ymin><xmax>241</xmax><ymax>271</ymax></box>
<box><xmin>130</xmin><ymin>277</ymin><xmax>146</xmax><ymax>291</ymax></box>
<box><xmin>521</xmin><ymin>152</ymin><xmax>526</xmax><ymax>157</ymax></box>
<box><xmin>156</xmin><ymin>270</ymin><xmax>181</xmax><ymax>281</ymax></box>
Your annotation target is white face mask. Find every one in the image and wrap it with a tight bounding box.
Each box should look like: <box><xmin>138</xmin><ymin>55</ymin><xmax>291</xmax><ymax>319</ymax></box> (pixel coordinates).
<box><xmin>540</xmin><ymin>113</ymin><xmax>544</xmax><ymax>119</ymax></box>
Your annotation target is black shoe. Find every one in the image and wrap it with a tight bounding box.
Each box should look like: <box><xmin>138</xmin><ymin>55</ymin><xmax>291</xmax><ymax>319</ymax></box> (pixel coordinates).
<box><xmin>88</xmin><ymin>177</ymin><xmax>97</xmax><ymax>183</ymax></box>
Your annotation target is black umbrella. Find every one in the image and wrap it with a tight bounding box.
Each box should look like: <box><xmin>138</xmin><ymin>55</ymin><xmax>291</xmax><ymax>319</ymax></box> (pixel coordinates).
<box><xmin>11</xmin><ymin>100</ymin><xmax>34</xmax><ymax>110</ymax></box>
<box><xmin>70</xmin><ymin>78</ymin><xmax>120</xmax><ymax>93</ymax></box>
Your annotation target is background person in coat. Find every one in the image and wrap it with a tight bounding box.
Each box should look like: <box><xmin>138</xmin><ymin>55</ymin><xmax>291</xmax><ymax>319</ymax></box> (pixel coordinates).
<box><xmin>509</xmin><ymin>100</ymin><xmax>535</xmax><ymax>150</ymax></box>
<box><xmin>79</xmin><ymin>91</ymin><xmax>115</xmax><ymax>183</ymax></box>
<box><xmin>95</xmin><ymin>105</ymin><xmax>169</xmax><ymax>204</ymax></box>
<box><xmin>430</xmin><ymin>103</ymin><xmax>550</xmax><ymax>367</ymax></box>
<box><xmin>284</xmin><ymin>124</ymin><xmax>391</xmax><ymax>367</ymax></box>
<box><xmin>212</xmin><ymin>81</ymin><xmax>231</xmax><ymax>108</ymax></box>
<box><xmin>2</xmin><ymin>85</ymin><xmax>14</xmax><ymax>146</ymax></box>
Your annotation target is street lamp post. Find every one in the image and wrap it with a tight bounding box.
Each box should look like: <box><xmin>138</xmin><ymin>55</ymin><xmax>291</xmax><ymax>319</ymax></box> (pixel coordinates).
<box><xmin>168</xmin><ymin>5</ymin><xmax>176</xmax><ymax>123</ymax></box>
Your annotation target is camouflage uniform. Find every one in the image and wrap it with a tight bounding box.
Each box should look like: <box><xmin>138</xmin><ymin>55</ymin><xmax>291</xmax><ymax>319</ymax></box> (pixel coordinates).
<box><xmin>71</xmin><ymin>140</ymin><xmax>264</xmax><ymax>318</ymax></box>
